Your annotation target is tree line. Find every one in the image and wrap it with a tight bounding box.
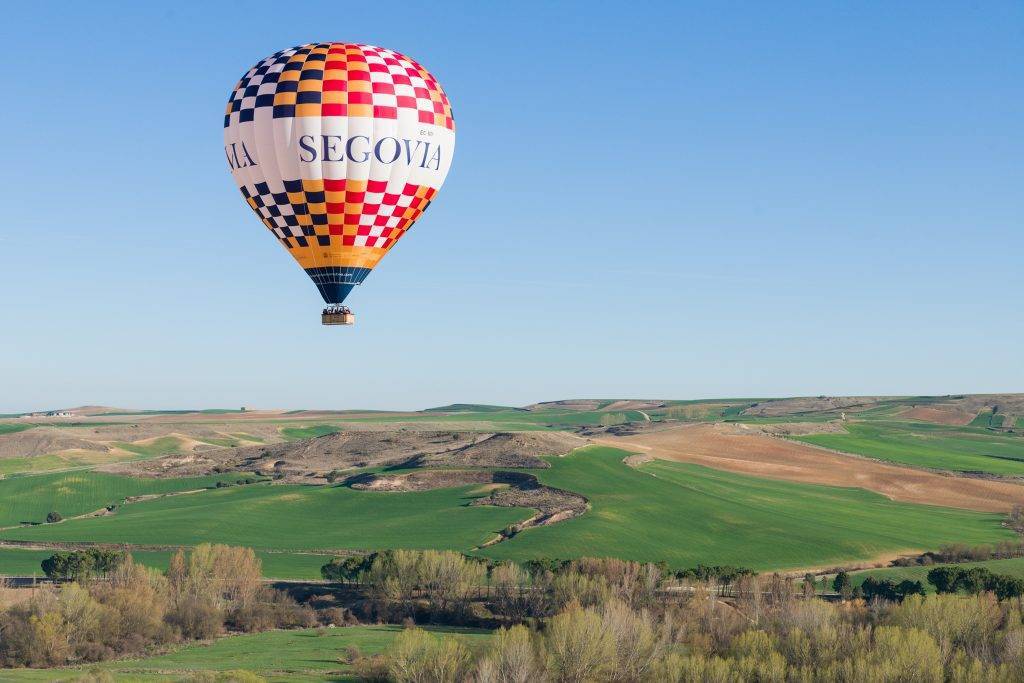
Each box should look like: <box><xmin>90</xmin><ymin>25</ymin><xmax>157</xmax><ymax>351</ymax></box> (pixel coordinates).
<box><xmin>0</xmin><ymin>545</ymin><xmax>334</xmax><ymax>668</ymax></box>
<box><xmin>350</xmin><ymin>550</ymin><xmax>1024</xmax><ymax>682</ymax></box>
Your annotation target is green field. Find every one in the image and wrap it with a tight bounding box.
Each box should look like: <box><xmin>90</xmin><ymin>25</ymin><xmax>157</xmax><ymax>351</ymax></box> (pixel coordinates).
<box><xmin>479</xmin><ymin>447</ymin><xmax>1013</xmax><ymax>570</ymax></box>
<box><xmin>0</xmin><ymin>471</ymin><xmax>261</xmax><ymax>527</ymax></box>
<box><xmin>970</xmin><ymin>409</ymin><xmax>996</xmax><ymax>427</ymax></box>
<box><xmin>0</xmin><ymin>548</ymin><xmax>172</xmax><ymax>576</ymax></box>
<box><xmin>280</xmin><ymin>424</ymin><xmax>345</xmax><ymax>440</ymax></box>
<box><xmin>794</xmin><ymin>422</ymin><xmax>1024</xmax><ymax>475</ymax></box>
<box><xmin>111</xmin><ymin>436</ymin><xmax>189</xmax><ymax>458</ymax></box>
<box><xmin>0</xmin><ymin>448</ymin><xmax>173</xmax><ymax>477</ymax></box>
<box><xmin>0</xmin><ymin>625</ymin><xmax>491</xmax><ymax>681</ymax></box>
<box><xmin>0</xmin><ymin>454</ymin><xmax>96</xmax><ymax>476</ymax></box>
<box><xmin>424</xmin><ymin>403</ymin><xmax>519</xmax><ymax>413</ymax></box>
<box><xmin>0</xmin><ymin>424</ymin><xmax>33</xmax><ymax>436</ymax></box>
<box><xmin>0</xmin><ymin>478</ymin><xmax>531</xmax><ymax>553</ymax></box>
<box><xmin>0</xmin><ymin>447</ymin><xmax>1011</xmax><ymax>572</ymax></box>
<box><xmin>848</xmin><ymin>557</ymin><xmax>1024</xmax><ymax>593</ymax></box>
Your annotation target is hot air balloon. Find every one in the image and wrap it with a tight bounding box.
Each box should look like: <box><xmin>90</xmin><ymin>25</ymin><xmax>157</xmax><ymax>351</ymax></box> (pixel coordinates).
<box><xmin>224</xmin><ymin>43</ymin><xmax>455</xmax><ymax>325</ymax></box>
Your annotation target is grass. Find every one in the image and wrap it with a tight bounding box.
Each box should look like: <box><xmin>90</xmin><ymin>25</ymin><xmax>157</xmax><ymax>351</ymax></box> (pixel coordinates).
<box><xmin>0</xmin><ymin>449</ymin><xmax>159</xmax><ymax>476</ymax></box>
<box><xmin>111</xmin><ymin>436</ymin><xmax>188</xmax><ymax>458</ymax></box>
<box><xmin>0</xmin><ymin>424</ymin><xmax>33</xmax><ymax>435</ymax></box>
<box><xmin>0</xmin><ymin>548</ymin><xmax>175</xmax><ymax>577</ymax></box>
<box><xmin>971</xmin><ymin>409</ymin><xmax>996</xmax><ymax>427</ymax></box>
<box><xmin>0</xmin><ymin>447</ymin><xmax>1012</xmax><ymax>572</ymax></box>
<box><xmin>849</xmin><ymin>557</ymin><xmax>1024</xmax><ymax>593</ymax></box>
<box><xmin>0</xmin><ymin>479</ymin><xmax>532</xmax><ymax>553</ymax></box>
<box><xmin>0</xmin><ymin>625</ymin><xmax>492</xmax><ymax>681</ymax></box>
<box><xmin>478</xmin><ymin>447</ymin><xmax>1014</xmax><ymax>571</ymax></box>
<box><xmin>0</xmin><ymin>472</ymin><xmax>261</xmax><ymax>527</ymax></box>
<box><xmin>280</xmin><ymin>424</ymin><xmax>345</xmax><ymax>440</ymax></box>
<box><xmin>424</xmin><ymin>404</ymin><xmax>519</xmax><ymax>413</ymax></box>
<box><xmin>230</xmin><ymin>432</ymin><xmax>265</xmax><ymax>442</ymax></box>
<box><xmin>793</xmin><ymin>422</ymin><xmax>1024</xmax><ymax>475</ymax></box>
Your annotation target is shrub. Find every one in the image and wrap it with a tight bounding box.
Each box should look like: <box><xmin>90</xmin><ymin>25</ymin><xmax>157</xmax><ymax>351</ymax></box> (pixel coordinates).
<box><xmin>490</xmin><ymin>562</ymin><xmax>547</xmax><ymax>621</ymax></box>
<box><xmin>601</xmin><ymin>597</ymin><xmax>664</xmax><ymax>680</ymax></box>
<box><xmin>384</xmin><ymin>627</ymin><xmax>471</xmax><ymax>683</ymax></box>
<box><xmin>832</xmin><ymin>571</ymin><xmax>853</xmax><ymax>599</ymax></box>
<box><xmin>46</xmin><ymin>511</ymin><xmax>63</xmax><ymax>523</ymax></box>
<box><xmin>42</xmin><ymin>552</ymin><xmax>94</xmax><ymax>582</ymax></box>
<box><xmin>228</xmin><ymin>588</ymin><xmax>318</xmax><ymax>632</ymax></box>
<box><xmin>544</xmin><ymin>604</ymin><xmax>615</xmax><ymax>682</ymax></box>
<box><xmin>41</xmin><ymin>549</ymin><xmax>127</xmax><ymax>582</ymax></box>
<box><xmin>166</xmin><ymin>596</ymin><xmax>223</xmax><ymax>640</ymax></box>
<box><xmin>476</xmin><ymin>625</ymin><xmax>545</xmax><ymax>683</ymax></box>
<box><xmin>860</xmin><ymin>577</ymin><xmax>925</xmax><ymax>603</ymax></box>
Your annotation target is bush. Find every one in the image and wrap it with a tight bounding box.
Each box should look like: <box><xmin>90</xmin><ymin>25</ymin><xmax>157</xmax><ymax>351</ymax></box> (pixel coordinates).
<box><xmin>384</xmin><ymin>627</ymin><xmax>471</xmax><ymax>683</ymax></box>
<box><xmin>860</xmin><ymin>577</ymin><xmax>925</xmax><ymax>603</ymax></box>
<box><xmin>167</xmin><ymin>596</ymin><xmax>223</xmax><ymax>640</ymax></box>
<box><xmin>321</xmin><ymin>554</ymin><xmax>372</xmax><ymax>583</ymax></box>
<box><xmin>832</xmin><ymin>571</ymin><xmax>853</xmax><ymax>598</ymax></box>
<box><xmin>228</xmin><ymin>589</ymin><xmax>318</xmax><ymax>632</ymax></box>
<box><xmin>926</xmin><ymin>565</ymin><xmax>1024</xmax><ymax>599</ymax></box>
<box><xmin>46</xmin><ymin>511</ymin><xmax>63</xmax><ymax>523</ymax></box>
<box><xmin>544</xmin><ymin>604</ymin><xmax>616</xmax><ymax>682</ymax></box>
<box><xmin>476</xmin><ymin>625</ymin><xmax>545</xmax><ymax>683</ymax></box>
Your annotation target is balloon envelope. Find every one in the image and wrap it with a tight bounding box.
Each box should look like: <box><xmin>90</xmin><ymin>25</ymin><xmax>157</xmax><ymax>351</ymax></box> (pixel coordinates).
<box><xmin>224</xmin><ymin>43</ymin><xmax>455</xmax><ymax>304</ymax></box>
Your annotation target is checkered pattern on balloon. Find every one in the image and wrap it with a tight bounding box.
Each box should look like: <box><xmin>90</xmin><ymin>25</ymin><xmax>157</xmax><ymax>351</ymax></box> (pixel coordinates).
<box><xmin>224</xmin><ymin>43</ymin><xmax>455</xmax><ymax>304</ymax></box>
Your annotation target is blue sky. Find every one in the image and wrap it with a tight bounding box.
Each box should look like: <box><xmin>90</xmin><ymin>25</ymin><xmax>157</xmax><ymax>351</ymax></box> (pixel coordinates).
<box><xmin>1</xmin><ymin>1</ymin><xmax>1021</xmax><ymax>412</ymax></box>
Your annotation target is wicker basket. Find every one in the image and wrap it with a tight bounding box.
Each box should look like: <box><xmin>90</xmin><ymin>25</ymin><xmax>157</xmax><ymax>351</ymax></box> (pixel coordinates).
<box><xmin>322</xmin><ymin>312</ymin><xmax>355</xmax><ymax>326</ymax></box>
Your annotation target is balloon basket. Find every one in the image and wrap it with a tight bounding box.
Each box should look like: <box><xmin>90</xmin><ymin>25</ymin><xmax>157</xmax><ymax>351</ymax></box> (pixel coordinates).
<box><xmin>322</xmin><ymin>309</ymin><xmax>355</xmax><ymax>326</ymax></box>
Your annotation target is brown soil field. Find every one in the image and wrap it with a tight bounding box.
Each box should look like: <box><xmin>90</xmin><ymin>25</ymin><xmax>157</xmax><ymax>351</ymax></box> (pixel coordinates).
<box><xmin>524</xmin><ymin>399</ymin><xmax>665</xmax><ymax>412</ymax></box>
<box><xmin>755</xmin><ymin>422</ymin><xmax>846</xmax><ymax>436</ymax></box>
<box><xmin>0</xmin><ymin>429</ymin><xmax>110</xmax><ymax>459</ymax></box>
<box><xmin>595</xmin><ymin>423</ymin><xmax>1024</xmax><ymax>513</ymax></box>
<box><xmin>739</xmin><ymin>394</ymin><xmax>1024</xmax><ymax>420</ymax></box>
<box><xmin>742</xmin><ymin>396</ymin><xmax>892</xmax><ymax>417</ymax></box>
<box><xmin>601</xmin><ymin>400</ymin><xmax>667</xmax><ymax>412</ymax></box>
<box><xmin>107</xmin><ymin>430</ymin><xmax>586</xmax><ymax>483</ymax></box>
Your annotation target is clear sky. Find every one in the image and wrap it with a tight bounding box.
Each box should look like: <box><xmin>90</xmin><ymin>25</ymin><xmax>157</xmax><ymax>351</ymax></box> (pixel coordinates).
<box><xmin>1</xmin><ymin>1</ymin><xmax>1021</xmax><ymax>412</ymax></box>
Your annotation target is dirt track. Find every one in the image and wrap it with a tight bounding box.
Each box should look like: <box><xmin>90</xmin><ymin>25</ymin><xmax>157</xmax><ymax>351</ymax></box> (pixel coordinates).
<box><xmin>595</xmin><ymin>423</ymin><xmax>1024</xmax><ymax>513</ymax></box>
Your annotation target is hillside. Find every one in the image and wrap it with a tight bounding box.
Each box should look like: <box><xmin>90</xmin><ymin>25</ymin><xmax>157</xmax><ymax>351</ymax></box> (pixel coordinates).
<box><xmin>0</xmin><ymin>393</ymin><xmax>1022</xmax><ymax>580</ymax></box>
<box><xmin>104</xmin><ymin>430</ymin><xmax>586</xmax><ymax>482</ymax></box>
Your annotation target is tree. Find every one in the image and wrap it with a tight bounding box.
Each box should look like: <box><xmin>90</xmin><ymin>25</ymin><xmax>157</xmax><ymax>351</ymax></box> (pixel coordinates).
<box><xmin>544</xmin><ymin>604</ymin><xmax>616</xmax><ymax>681</ymax></box>
<box><xmin>955</xmin><ymin>567</ymin><xmax>994</xmax><ymax>595</ymax></box>
<box><xmin>85</xmin><ymin>548</ymin><xmax>126</xmax><ymax>575</ymax></box>
<box><xmin>860</xmin><ymin>578</ymin><xmax>924</xmax><ymax>603</ymax></box>
<box><xmin>45</xmin><ymin>511</ymin><xmax>63</xmax><ymax>524</ymax></box>
<box><xmin>926</xmin><ymin>566</ymin><xmax>962</xmax><ymax>594</ymax></box>
<box><xmin>897</xmin><ymin>580</ymin><xmax>926</xmax><ymax>600</ymax></box>
<box><xmin>385</xmin><ymin>627</ymin><xmax>471</xmax><ymax>682</ymax></box>
<box><xmin>860</xmin><ymin>577</ymin><xmax>894</xmax><ymax>602</ymax></box>
<box><xmin>41</xmin><ymin>552</ymin><xmax>95</xmax><ymax>582</ymax></box>
<box><xmin>321</xmin><ymin>555</ymin><xmax>370</xmax><ymax>584</ymax></box>
<box><xmin>989</xmin><ymin>575</ymin><xmax>1024</xmax><ymax>601</ymax></box>
<box><xmin>832</xmin><ymin>571</ymin><xmax>853</xmax><ymax>599</ymax></box>
<box><xmin>476</xmin><ymin>625</ymin><xmax>545</xmax><ymax>683</ymax></box>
